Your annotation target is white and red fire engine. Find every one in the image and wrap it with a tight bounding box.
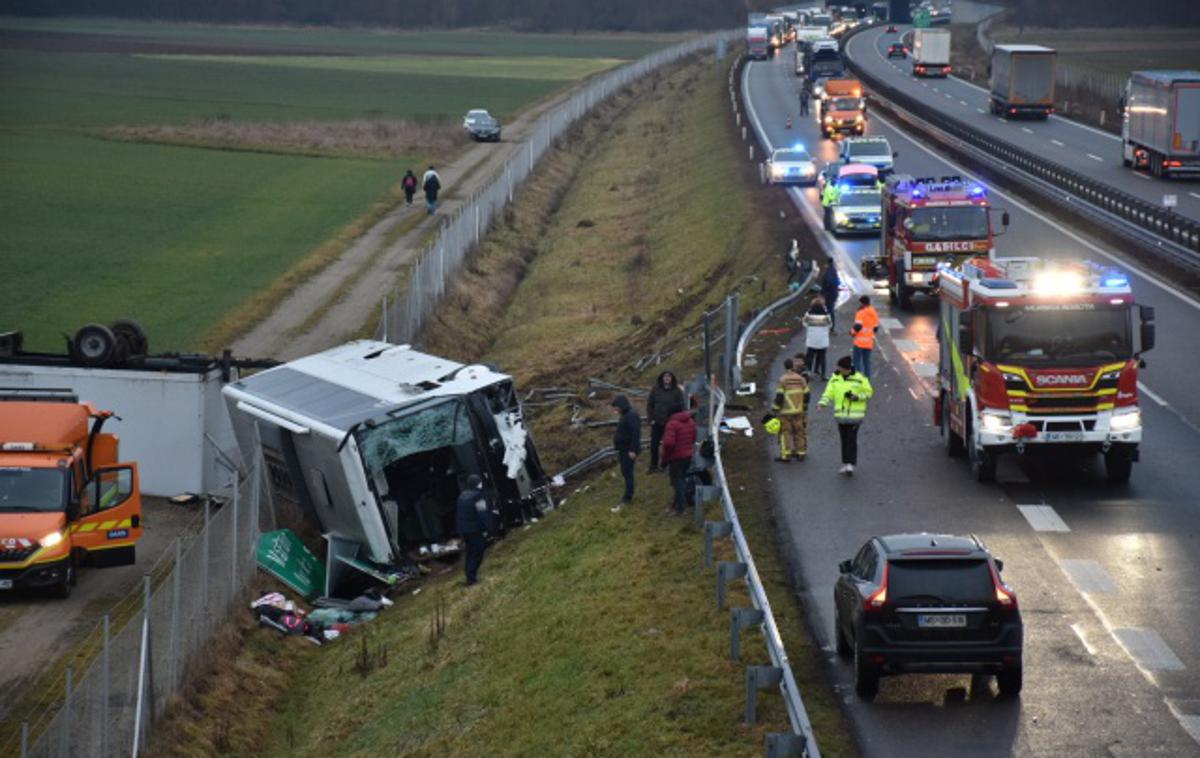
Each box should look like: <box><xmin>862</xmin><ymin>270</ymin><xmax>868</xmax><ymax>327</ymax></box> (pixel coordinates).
<box><xmin>934</xmin><ymin>256</ymin><xmax>1156</xmax><ymax>483</ymax></box>
<box><xmin>863</xmin><ymin>175</ymin><xmax>1008</xmax><ymax>309</ymax></box>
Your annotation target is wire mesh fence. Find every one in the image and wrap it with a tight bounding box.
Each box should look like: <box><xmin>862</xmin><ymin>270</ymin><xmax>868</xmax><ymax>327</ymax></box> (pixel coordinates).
<box><xmin>376</xmin><ymin>31</ymin><xmax>736</xmax><ymax>346</ymax></box>
<box><xmin>12</xmin><ymin>459</ymin><xmax>266</xmax><ymax>758</ymax></box>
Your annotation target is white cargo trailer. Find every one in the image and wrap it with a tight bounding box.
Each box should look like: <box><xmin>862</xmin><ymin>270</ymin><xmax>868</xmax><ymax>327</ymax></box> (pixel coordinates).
<box><xmin>912</xmin><ymin>28</ymin><xmax>951</xmax><ymax>77</ymax></box>
<box><xmin>989</xmin><ymin>44</ymin><xmax>1056</xmax><ymax>119</ymax></box>
<box><xmin>1122</xmin><ymin>70</ymin><xmax>1200</xmax><ymax>178</ymax></box>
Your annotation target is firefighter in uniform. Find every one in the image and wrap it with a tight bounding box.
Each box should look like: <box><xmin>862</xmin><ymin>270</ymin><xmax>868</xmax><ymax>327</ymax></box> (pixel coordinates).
<box><xmin>771</xmin><ymin>357</ymin><xmax>810</xmax><ymax>461</ymax></box>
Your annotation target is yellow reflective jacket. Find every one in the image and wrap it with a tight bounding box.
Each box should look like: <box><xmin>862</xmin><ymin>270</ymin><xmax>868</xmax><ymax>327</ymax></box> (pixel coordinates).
<box><xmin>821</xmin><ymin>182</ymin><xmax>840</xmax><ymax>207</ymax></box>
<box><xmin>819</xmin><ymin>371</ymin><xmax>873</xmax><ymax>421</ymax></box>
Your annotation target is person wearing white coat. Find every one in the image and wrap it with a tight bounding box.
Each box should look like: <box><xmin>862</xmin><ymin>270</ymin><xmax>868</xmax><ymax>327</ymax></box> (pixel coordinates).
<box><xmin>803</xmin><ymin>296</ymin><xmax>832</xmax><ymax>380</ymax></box>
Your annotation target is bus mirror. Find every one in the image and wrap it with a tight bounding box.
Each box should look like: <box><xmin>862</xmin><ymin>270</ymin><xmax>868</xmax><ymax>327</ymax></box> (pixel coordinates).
<box><xmin>1140</xmin><ymin>322</ymin><xmax>1156</xmax><ymax>354</ymax></box>
<box><xmin>1139</xmin><ymin>305</ymin><xmax>1155</xmax><ymax>324</ymax></box>
<box><xmin>1001</xmin><ymin>211</ymin><xmax>1010</xmax><ymax>227</ymax></box>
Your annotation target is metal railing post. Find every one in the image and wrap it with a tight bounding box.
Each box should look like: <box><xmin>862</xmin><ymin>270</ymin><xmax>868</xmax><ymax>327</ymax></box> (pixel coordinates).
<box><xmin>201</xmin><ymin>499</ymin><xmax>210</xmax><ymax>619</ymax></box>
<box><xmin>20</xmin><ymin>722</ymin><xmax>27</xmax><ymax>758</ymax></box>
<box><xmin>716</xmin><ymin>561</ymin><xmax>747</xmax><ymax>610</ymax></box>
<box><xmin>745</xmin><ymin>665</ymin><xmax>783</xmax><ymax>724</ymax></box>
<box><xmin>58</xmin><ymin>667</ymin><xmax>72</xmax><ymax>758</ymax></box>
<box><xmin>764</xmin><ymin>733</ymin><xmax>808</xmax><ymax>758</ymax></box>
<box><xmin>231</xmin><ymin>478</ymin><xmax>239</xmax><ymax>594</ymax></box>
<box><xmin>102</xmin><ymin>613</ymin><xmax>110</xmax><ymax>757</ymax></box>
<box><xmin>730</xmin><ymin>607</ymin><xmax>765</xmax><ymax>660</ymax></box>
<box><xmin>703</xmin><ymin>520</ymin><xmax>731</xmax><ymax>568</ymax></box>
<box><xmin>170</xmin><ymin>537</ymin><xmax>182</xmax><ymax>691</ymax></box>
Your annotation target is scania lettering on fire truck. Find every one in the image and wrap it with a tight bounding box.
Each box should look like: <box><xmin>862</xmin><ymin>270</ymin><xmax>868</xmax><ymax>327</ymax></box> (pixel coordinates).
<box><xmin>864</xmin><ymin>175</ymin><xmax>1008</xmax><ymax>309</ymax></box>
<box><xmin>934</xmin><ymin>258</ymin><xmax>1155</xmax><ymax>484</ymax></box>
<box><xmin>0</xmin><ymin>388</ymin><xmax>142</xmax><ymax>597</ymax></box>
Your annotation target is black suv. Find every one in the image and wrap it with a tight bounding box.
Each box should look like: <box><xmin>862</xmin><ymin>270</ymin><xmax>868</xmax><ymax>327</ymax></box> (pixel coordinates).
<box><xmin>833</xmin><ymin>533</ymin><xmax>1023</xmax><ymax>699</ymax></box>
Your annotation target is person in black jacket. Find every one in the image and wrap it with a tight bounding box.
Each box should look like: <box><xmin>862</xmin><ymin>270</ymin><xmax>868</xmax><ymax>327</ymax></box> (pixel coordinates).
<box><xmin>422</xmin><ymin>165</ymin><xmax>442</xmax><ymax>215</ymax></box>
<box><xmin>646</xmin><ymin>371</ymin><xmax>686</xmax><ymax>473</ymax></box>
<box><xmin>610</xmin><ymin>395</ymin><xmax>641</xmax><ymax>512</ymax></box>
<box><xmin>455</xmin><ymin>474</ymin><xmax>491</xmax><ymax>586</ymax></box>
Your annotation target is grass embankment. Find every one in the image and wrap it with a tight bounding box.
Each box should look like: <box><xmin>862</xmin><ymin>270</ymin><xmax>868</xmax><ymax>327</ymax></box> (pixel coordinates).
<box><xmin>0</xmin><ymin>18</ymin><xmax>671</xmax><ymax>351</ymax></box>
<box><xmin>148</xmin><ymin>52</ymin><xmax>856</xmax><ymax>757</ymax></box>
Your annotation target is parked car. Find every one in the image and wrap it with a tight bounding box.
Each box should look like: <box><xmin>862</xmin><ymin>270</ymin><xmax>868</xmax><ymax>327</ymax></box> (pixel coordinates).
<box><xmin>840</xmin><ymin>136</ymin><xmax>896</xmax><ymax>174</ymax></box>
<box><xmin>833</xmin><ymin>533</ymin><xmax>1023</xmax><ymax>699</ymax></box>
<box><xmin>826</xmin><ymin>187</ymin><xmax>883</xmax><ymax>236</ymax></box>
<box><xmin>766</xmin><ymin>146</ymin><xmax>818</xmax><ymax>185</ymax></box>
<box><xmin>463</xmin><ymin>109</ymin><xmax>501</xmax><ymax>142</ymax></box>
<box><xmin>887</xmin><ymin>43</ymin><xmax>908</xmax><ymax>59</ymax></box>
<box><xmin>817</xmin><ymin>161</ymin><xmax>878</xmax><ymax>193</ymax></box>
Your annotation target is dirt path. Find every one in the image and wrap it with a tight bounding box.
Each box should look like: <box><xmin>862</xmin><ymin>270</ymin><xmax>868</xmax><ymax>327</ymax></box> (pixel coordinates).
<box><xmin>230</xmin><ymin>87</ymin><xmax>577</xmax><ymax>361</ymax></box>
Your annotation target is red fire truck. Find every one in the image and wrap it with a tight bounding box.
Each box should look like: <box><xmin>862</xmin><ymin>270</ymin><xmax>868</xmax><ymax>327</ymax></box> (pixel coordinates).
<box><xmin>863</xmin><ymin>175</ymin><xmax>1008</xmax><ymax>309</ymax></box>
<box><xmin>934</xmin><ymin>257</ymin><xmax>1156</xmax><ymax>483</ymax></box>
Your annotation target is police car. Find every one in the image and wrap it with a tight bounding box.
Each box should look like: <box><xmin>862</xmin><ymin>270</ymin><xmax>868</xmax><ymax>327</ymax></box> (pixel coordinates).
<box><xmin>825</xmin><ymin>186</ymin><xmax>883</xmax><ymax>236</ymax></box>
<box><xmin>840</xmin><ymin>137</ymin><xmax>896</xmax><ymax>175</ymax></box>
<box><xmin>766</xmin><ymin>145</ymin><xmax>818</xmax><ymax>185</ymax></box>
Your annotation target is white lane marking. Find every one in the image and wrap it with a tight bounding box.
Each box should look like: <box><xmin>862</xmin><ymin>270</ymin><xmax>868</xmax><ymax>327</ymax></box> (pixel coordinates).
<box><xmin>1179</xmin><ymin>715</ymin><xmax>1200</xmax><ymax>746</ymax></box>
<box><xmin>960</xmin><ymin>100</ymin><xmax>968</xmax><ymax>106</ymax></box>
<box><xmin>1087</xmin><ymin>153</ymin><xmax>1105</xmax><ymax>162</ymax></box>
<box><xmin>1070</xmin><ymin>623</ymin><xmax>1098</xmax><ymax>656</ymax></box>
<box><xmin>1133</xmin><ymin>172</ymin><xmax>1151</xmax><ymax>179</ymax></box>
<box><xmin>908</xmin><ymin>387</ymin><xmax>920</xmax><ymax>401</ymax></box>
<box><xmin>893</xmin><ymin>339</ymin><xmax>919</xmax><ymax>352</ymax></box>
<box><xmin>880</xmin><ymin>317</ymin><xmax>904</xmax><ymax>331</ymax></box>
<box><xmin>1112</xmin><ymin>628</ymin><xmax>1186</xmax><ymax>671</ymax></box>
<box><xmin>1059</xmin><ymin>559</ymin><xmax>1117</xmax><ymax>594</ymax></box>
<box><xmin>1189</xmin><ymin>192</ymin><xmax>1200</xmax><ymax>200</ymax></box>
<box><xmin>920</xmin><ymin>82</ymin><xmax>928</xmax><ymax>87</ymax></box>
<box><xmin>976</xmin><ymin>107</ymin><xmax>985</xmax><ymax>114</ymax></box>
<box><xmin>1052</xmin><ymin>114</ymin><xmax>1123</xmax><ymax>142</ymax></box>
<box><xmin>912</xmin><ymin>362</ymin><xmax>938</xmax><ymax>378</ymax></box>
<box><xmin>868</xmin><ymin>109</ymin><xmax>1200</xmax><ymax>315</ymax></box>
<box><xmin>1138</xmin><ymin>381</ymin><xmax>1169</xmax><ymax>407</ymax></box>
<box><xmin>945</xmin><ymin>93</ymin><xmax>954</xmax><ymax>99</ymax></box>
<box><xmin>1021</xmin><ymin>127</ymin><xmax>1033</xmax><ymax>134</ymax></box>
<box><xmin>932</xmin><ymin>87</ymin><xmax>939</xmax><ymax>92</ymax></box>
<box><xmin>1017</xmin><ymin>504</ymin><xmax>1070</xmax><ymax>532</ymax></box>
<box><xmin>1166</xmin><ymin>700</ymin><xmax>1200</xmax><ymax>746</ymax></box>
<box><xmin>1051</xmin><ymin>139</ymin><xmax>1065</xmax><ymax>146</ymax></box>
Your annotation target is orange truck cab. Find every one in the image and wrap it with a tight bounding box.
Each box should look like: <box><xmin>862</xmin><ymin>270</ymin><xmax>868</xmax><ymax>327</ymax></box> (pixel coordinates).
<box><xmin>0</xmin><ymin>389</ymin><xmax>142</xmax><ymax>597</ymax></box>
<box><xmin>820</xmin><ymin>78</ymin><xmax>866</xmax><ymax>137</ymax></box>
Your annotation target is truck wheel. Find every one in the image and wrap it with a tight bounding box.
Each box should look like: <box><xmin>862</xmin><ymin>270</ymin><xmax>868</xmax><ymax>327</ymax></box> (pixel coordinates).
<box><xmin>967</xmin><ymin>420</ymin><xmax>996</xmax><ymax>483</ymax></box>
<box><xmin>1150</xmin><ymin>152</ymin><xmax>1163</xmax><ymax>178</ymax></box>
<box><xmin>942</xmin><ymin>396</ymin><xmax>965</xmax><ymax>458</ymax></box>
<box><xmin>1105</xmin><ymin>448</ymin><xmax>1134</xmax><ymax>484</ymax></box>
<box><xmin>72</xmin><ymin>323</ymin><xmax>117</xmax><ymax>368</ymax></box>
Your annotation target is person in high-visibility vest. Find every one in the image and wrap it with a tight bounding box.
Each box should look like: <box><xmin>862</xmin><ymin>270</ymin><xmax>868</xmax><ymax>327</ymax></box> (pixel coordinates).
<box><xmin>818</xmin><ymin>355</ymin><xmax>874</xmax><ymax>476</ymax></box>
<box><xmin>851</xmin><ymin>295</ymin><xmax>880</xmax><ymax>378</ymax></box>
<box><xmin>771</xmin><ymin>357</ymin><xmax>810</xmax><ymax>461</ymax></box>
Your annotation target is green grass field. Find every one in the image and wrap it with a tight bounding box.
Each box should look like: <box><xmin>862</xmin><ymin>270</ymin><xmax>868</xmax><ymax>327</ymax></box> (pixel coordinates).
<box><xmin>0</xmin><ymin>17</ymin><xmax>672</xmax><ymax>351</ymax></box>
<box><xmin>991</xmin><ymin>25</ymin><xmax>1200</xmax><ymax>76</ymax></box>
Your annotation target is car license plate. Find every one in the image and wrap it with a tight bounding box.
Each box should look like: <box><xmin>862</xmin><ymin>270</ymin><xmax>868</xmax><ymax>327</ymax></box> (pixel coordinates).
<box><xmin>1045</xmin><ymin>431</ymin><xmax>1084</xmax><ymax>442</ymax></box>
<box><xmin>918</xmin><ymin>614</ymin><xmax>966</xmax><ymax>628</ymax></box>
<box><xmin>0</xmin><ymin>580</ymin><xmax>12</xmax><ymax>590</ymax></box>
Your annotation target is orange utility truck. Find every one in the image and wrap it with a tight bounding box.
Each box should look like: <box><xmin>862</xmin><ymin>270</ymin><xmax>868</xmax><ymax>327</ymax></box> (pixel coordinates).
<box><xmin>0</xmin><ymin>388</ymin><xmax>142</xmax><ymax>597</ymax></box>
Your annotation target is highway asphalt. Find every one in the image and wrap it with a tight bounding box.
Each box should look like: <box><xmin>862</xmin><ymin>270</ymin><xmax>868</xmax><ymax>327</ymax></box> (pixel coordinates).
<box><xmin>849</xmin><ymin>26</ymin><xmax>1200</xmax><ymax>223</ymax></box>
<box><xmin>743</xmin><ymin>47</ymin><xmax>1200</xmax><ymax>757</ymax></box>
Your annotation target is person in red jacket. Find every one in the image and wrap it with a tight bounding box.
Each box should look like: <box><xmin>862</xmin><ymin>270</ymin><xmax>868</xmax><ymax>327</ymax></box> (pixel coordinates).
<box><xmin>659</xmin><ymin>401</ymin><xmax>698</xmax><ymax>515</ymax></box>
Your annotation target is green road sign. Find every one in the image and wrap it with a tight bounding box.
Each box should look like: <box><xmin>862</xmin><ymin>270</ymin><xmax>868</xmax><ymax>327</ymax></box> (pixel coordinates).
<box><xmin>914</xmin><ymin>9</ymin><xmax>931</xmax><ymax>28</ymax></box>
<box><xmin>257</xmin><ymin>528</ymin><xmax>325</xmax><ymax>599</ymax></box>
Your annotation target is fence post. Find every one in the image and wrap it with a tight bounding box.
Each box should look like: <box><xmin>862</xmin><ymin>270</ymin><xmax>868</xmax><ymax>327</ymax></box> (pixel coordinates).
<box><xmin>58</xmin><ymin>667</ymin><xmax>72</xmax><ymax>758</ymax></box>
<box><xmin>724</xmin><ymin>293</ymin><xmax>740</xmax><ymax>391</ymax></box>
<box><xmin>101</xmin><ymin>614</ymin><xmax>110</xmax><ymax>757</ymax></box>
<box><xmin>745</xmin><ymin>665</ymin><xmax>784</xmax><ymax>724</ymax></box>
<box><xmin>704</xmin><ymin>520</ymin><xmax>732</xmax><ymax>567</ymax></box>
<box><xmin>730</xmin><ymin>607</ymin><xmax>765</xmax><ymax>660</ymax></box>
<box><xmin>381</xmin><ymin>295</ymin><xmax>388</xmax><ymax>342</ymax></box>
<box><xmin>20</xmin><ymin>722</ymin><xmax>27</xmax><ymax>758</ymax></box>
<box><xmin>717</xmin><ymin>561</ymin><xmax>748</xmax><ymax>610</ymax></box>
<box><xmin>132</xmin><ymin>573</ymin><xmax>152</xmax><ymax>757</ymax></box>
<box><xmin>169</xmin><ymin>537</ymin><xmax>181</xmax><ymax>691</ymax></box>
<box><xmin>231</xmin><ymin>477</ymin><xmax>239</xmax><ymax>594</ymax></box>
<box><xmin>201</xmin><ymin>499</ymin><xmax>210</xmax><ymax>619</ymax></box>
<box><xmin>749</xmin><ymin>145</ymin><xmax>755</xmax><ymax>160</ymax></box>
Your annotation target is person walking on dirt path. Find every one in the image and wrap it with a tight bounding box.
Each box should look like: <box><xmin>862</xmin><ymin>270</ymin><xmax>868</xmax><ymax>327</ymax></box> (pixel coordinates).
<box><xmin>660</xmin><ymin>401</ymin><xmax>697</xmax><ymax>515</ymax></box>
<box><xmin>610</xmin><ymin>395</ymin><xmax>641</xmax><ymax>512</ymax></box>
<box><xmin>455</xmin><ymin>474</ymin><xmax>492</xmax><ymax>586</ymax></box>
<box><xmin>851</xmin><ymin>295</ymin><xmax>880</xmax><ymax>379</ymax></box>
<box><xmin>646</xmin><ymin>371</ymin><xmax>686</xmax><ymax>473</ymax></box>
<box><xmin>799</xmin><ymin>80</ymin><xmax>811</xmax><ymax>117</ymax></box>
<box><xmin>804</xmin><ymin>297</ymin><xmax>832</xmax><ymax>380</ymax></box>
<box><xmin>819</xmin><ymin>355</ymin><xmax>874</xmax><ymax>476</ymax></box>
<box><xmin>402</xmin><ymin>169</ymin><xmax>418</xmax><ymax>206</ymax></box>
<box><xmin>820</xmin><ymin>257</ymin><xmax>840</xmax><ymax>333</ymax></box>
<box><xmin>772</xmin><ymin>358</ymin><xmax>810</xmax><ymax>461</ymax></box>
<box><xmin>422</xmin><ymin>165</ymin><xmax>442</xmax><ymax>215</ymax></box>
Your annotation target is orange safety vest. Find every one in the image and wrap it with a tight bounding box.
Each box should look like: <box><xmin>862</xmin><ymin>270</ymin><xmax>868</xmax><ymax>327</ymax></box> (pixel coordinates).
<box><xmin>852</xmin><ymin>305</ymin><xmax>880</xmax><ymax>350</ymax></box>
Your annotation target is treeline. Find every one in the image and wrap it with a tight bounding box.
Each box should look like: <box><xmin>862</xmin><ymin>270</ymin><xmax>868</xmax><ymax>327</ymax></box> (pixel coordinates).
<box><xmin>4</xmin><ymin>0</ymin><xmax>758</xmax><ymax>31</ymax></box>
<box><xmin>998</xmin><ymin>0</ymin><xmax>1200</xmax><ymax>27</ymax></box>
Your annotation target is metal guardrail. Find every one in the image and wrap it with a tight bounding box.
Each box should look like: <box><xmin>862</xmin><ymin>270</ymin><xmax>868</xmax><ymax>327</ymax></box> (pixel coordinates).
<box><xmin>840</xmin><ymin>28</ymin><xmax>1200</xmax><ymax>270</ymax></box>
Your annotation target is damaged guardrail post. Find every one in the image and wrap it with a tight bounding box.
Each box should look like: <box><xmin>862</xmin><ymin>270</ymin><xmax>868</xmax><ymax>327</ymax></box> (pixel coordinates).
<box><xmin>745</xmin><ymin>665</ymin><xmax>783</xmax><ymax>724</ymax></box>
<box><xmin>724</xmin><ymin>292</ymin><xmax>740</xmax><ymax>391</ymax></box>
<box><xmin>704</xmin><ymin>519</ymin><xmax>732</xmax><ymax>567</ymax></box>
<box><xmin>764</xmin><ymin>733</ymin><xmax>808</xmax><ymax>758</ymax></box>
<box><xmin>716</xmin><ymin>560</ymin><xmax>747</xmax><ymax>610</ymax></box>
<box><xmin>730</xmin><ymin>607</ymin><xmax>765</xmax><ymax>660</ymax></box>
<box><xmin>694</xmin><ymin>484</ymin><xmax>719</xmax><ymax>530</ymax></box>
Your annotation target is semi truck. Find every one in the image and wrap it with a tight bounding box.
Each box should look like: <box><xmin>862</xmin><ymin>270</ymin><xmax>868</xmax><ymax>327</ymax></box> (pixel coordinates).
<box><xmin>935</xmin><ymin>257</ymin><xmax>1154</xmax><ymax>483</ymax></box>
<box><xmin>0</xmin><ymin>389</ymin><xmax>143</xmax><ymax>597</ymax></box>
<box><xmin>747</xmin><ymin>26</ymin><xmax>770</xmax><ymax>61</ymax></box>
<box><xmin>863</xmin><ymin>175</ymin><xmax>1007</xmax><ymax>309</ymax></box>
<box><xmin>1121</xmin><ymin>70</ymin><xmax>1200</xmax><ymax>178</ymax></box>
<box><xmin>989</xmin><ymin>45</ymin><xmax>1056</xmax><ymax>119</ymax></box>
<box><xmin>912</xmin><ymin>28</ymin><xmax>951</xmax><ymax>77</ymax></box>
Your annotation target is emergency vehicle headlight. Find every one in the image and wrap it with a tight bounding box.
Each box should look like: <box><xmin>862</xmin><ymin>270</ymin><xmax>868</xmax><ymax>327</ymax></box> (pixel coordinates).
<box><xmin>39</xmin><ymin>530</ymin><xmax>64</xmax><ymax>549</ymax></box>
<box><xmin>1033</xmin><ymin>270</ymin><xmax>1083</xmax><ymax>294</ymax></box>
<box><xmin>772</xmin><ymin>165</ymin><xmax>785</xmax><ymax>176</ymax></box>
<box><xmin>1110</xmin><ymin>409</ymin><xmax>1141</xmax><ymax>433</ymax></box>
<box><xmin>834</xmin><ymin>211</ymin><xmax>848</xmax><ymax>223</ymax></box>
<box><xmin>824</xmin><ymin>114</ymin><xmax>834</xmax><ymax>123</ymax></box>
<box><xmin>981</xmin><ymin>411</ymin><xmax>1012</xmax><ymax>434</ymax></box>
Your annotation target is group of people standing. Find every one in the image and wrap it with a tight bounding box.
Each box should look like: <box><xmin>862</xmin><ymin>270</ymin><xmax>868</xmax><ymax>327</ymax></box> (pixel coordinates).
<box><xmin>401</xmin><ymin>166</ymin><xmax>442</xmax><ymax>215</ymax></box>
<box><xmin>610</xmin><ymin>371</ymin><xmax>697</xmax><ymax>516</ymax></box>
<box><xmin>772</xmin><ymin>257</ymin><xmax>881</xmax><ymax>475</ymax></box>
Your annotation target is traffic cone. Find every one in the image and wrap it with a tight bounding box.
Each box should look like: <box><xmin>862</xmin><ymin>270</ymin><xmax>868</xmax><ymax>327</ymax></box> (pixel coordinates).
<box><xmin>785</xmin><ymin>113</ymin><xmax>792</xmax><ymax>129</ymax></box>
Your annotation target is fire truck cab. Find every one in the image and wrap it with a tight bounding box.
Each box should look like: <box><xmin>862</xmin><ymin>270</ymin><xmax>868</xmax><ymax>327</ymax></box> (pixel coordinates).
<box><xmin>864</xmin><ymin>175</ymin><xmax>1008</xmax><ymax>309</ymax></box>
<box><xmin>0</xmin><ymin>389</ymin><xmax>142</xmax><ymax>597</ymax></box>
<box><xmin>934</xmin><ymin>257</ymin><xmax>1155</xmax><ymax>483</ymax></box>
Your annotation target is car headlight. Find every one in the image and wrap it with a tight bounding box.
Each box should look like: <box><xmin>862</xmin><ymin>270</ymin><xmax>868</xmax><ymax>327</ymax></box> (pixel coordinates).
<box><xmin>1110</xmin><ymin>409</ymin><xmax>1141</xmax><ymax>432</ymax></box>
<box><xmin>855</xmin><ymin>114</ymin><xmax>864</xmax><ymax>122</ymax></box>
<box><xmin>981</xmin><ymin>411</ymin><xmax>1012</xmax><ymax>434</ymax></box>
<box><xmin>803</xmin><ymin>165</ymin><xmax>815</xmax><ymax>174</ymax></box>
<box><xmin>834</xmin><ymin>211</ymin><xmax>848</xmax><ymax>223</ymax></box>
<box><xmin>824</xmin><ymin>115</ymin><xmax>834</xmax><ymax>123</ymax></box>
<box><xmin>771</xmin><ymin>165</ymin><xmax>783</xmax><ymax>176</ymax></box>
<box><xmin>39</xmin><ymin>530</ymin><xmax>64</xmax><ymax>549</ymax></box>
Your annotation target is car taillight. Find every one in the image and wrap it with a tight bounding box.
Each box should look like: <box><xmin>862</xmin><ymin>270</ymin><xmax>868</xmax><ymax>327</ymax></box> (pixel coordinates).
<box><xmin>990</xmin><ymin>563</ymin><xmax>1018</xmax><ymax>611</ymax></box>
<box><xmin>864</xmin><ymin>563</ymin><xmax>889</xmax><ymax>611</ymax></box>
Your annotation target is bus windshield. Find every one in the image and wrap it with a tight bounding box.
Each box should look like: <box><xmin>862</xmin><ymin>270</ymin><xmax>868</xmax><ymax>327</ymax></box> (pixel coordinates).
<box><xmin>986</xmin><ymin>305</ymin><xmax>1132</xmax><ymax>365</ymax></box>
<box><xmin>908</xmin><ymin>206</ymin><xmax>989</xmax><ymax>241</ymax></box>
<box><xmin>0</xmin><ymin>467</ymin><xmax>67</xmax><ymax>512</ymax></box>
